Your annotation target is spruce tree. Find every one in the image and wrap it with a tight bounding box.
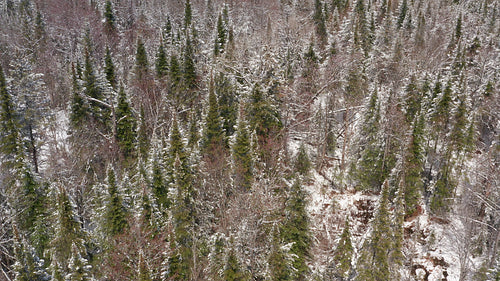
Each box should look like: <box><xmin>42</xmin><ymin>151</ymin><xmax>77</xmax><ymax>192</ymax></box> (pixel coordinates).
<box><xmin>69</xmin><ymin>64</ymin><xmax>87</xmax><ymax>128</ymax></box>
<box><xmin>83</xmin><ymin>48</ymin><xmax>107</xmax><ymax>123</ymax></box>
<box><xmin>397</xmin><ymin>0</ymin><xmax>408</xmax><ymax>28</ymax></box>
<box><xmin>103</xmin><ymin>0</ymin><xmax>115</xmax><ymax>32</ymax></box>
<box><xmin>104</xmin><ymin>169</ymin><xmax>128</xmax><ymax>236</ymax></box>
<box><xmin>138</xmin><ymin>252</ymin><xmax>152</xmax><ymax>281</ymax></box>
<box><xmin>248</xmin><ymin>84</ymin><xmax>282</xmax><ymax>143</ymax></box>
<box><xmin>355</xmin><ymin>90</ymin><xmax>384</xmax><ymax>191</ymax></box>
<box><xmin>430</xmin><ymin>163</ymin><xmax>455</xmax><ymax>215</ymax></box>
<box><xmin>151</xmin><ymin>158</ymin><xmax>170</xmax><ymax>212</ymax></box>
<box><xmin>281</xmin><ymin>180</ymin><xmax>310</xmax><ymax>280</ymax></box>
<box><xmin>155</xmin><ymin>42</ymin><xmax>168</xmax><ymax>78</ymax></box>
<box><xmin>202</xmin><ymin>82</ymin><xmax>225</xmax><ymax>154</ymax></box>
<box><xmin>215</xmin><ymin>13</ymin><xmax>227</xmax><ymax>55</ymax></box>
<box><xmin>66</xmin><ymin>243</ymin><xmax>92</xmax><ymax>281</ymax></box>
<box><xmin>216</xmin><ymin>73</ymin><xmax>237</xmax><ymax>137</ymax></box>
<box><xmin>356</xmin><ymin>182</ymin><xmax>392</xmax><ymax>281</ymax></box>
<box><xmin>137</xmin><ymin>106</ymin><xmax>149</xmax><ymax>160</ymax></box>
<box><xmin>13</xmin><ymin>227</ymin><xmax>49</xmax><ymax>281</ymax></box>
<box><xmin>224</xmin><ymin>250</ymin><xmax>245</xmax><ymax>281</ymax></box>
<box><xmin>294</xmin><ymin>144</ymin><xmax>311</xmax><ymax>176</ymax></box>
<box><xmin>268</xmin><ymin>230</ymin><xmax>291</xmax><ymax>281</ymax></box>
<box><xmin>402</xmin><ymin>114</ymin><xmax>425</xmax><ymax>217</ymax></box>
<box><xmin>115</xmin><ymin>87</ymin><xmax>137</xmax><ymax>159</ymax></box>
<box><xmin>183</xmin><ymin>35</ymin><xmax>196</xmax><ymax>90</ymax></box>
<box><xmin>233</xmin><ymin>115</ymin><xmax>253</xmax><ymax>191</ymax></box>
<box><xmin>184</xmin><ymin>0</ymin><xmax>192</xmax><ymax>28</ymax></box>
<box><xmin>104</xmin><ymin>46</ymin><xmax>116</xmax><ymax>89</ymax></box>
<box><xmin>333</xmin><ymin>218</ymin><xmax>353</xmax><ymax>279</ymax></box>
<box><xmin>0</xmin><ymin>64</ymin><xmax>21</xmax><ymax>165</ymax></box>
<box><xmin>135</xmin><ymin>38</ymin><xmax>149</xmax><ymax>81</ymax></box>
<box><xmin>169</xmin><ymin>117</ymin><xmax>195</xmax><ymax>280</ymax></box>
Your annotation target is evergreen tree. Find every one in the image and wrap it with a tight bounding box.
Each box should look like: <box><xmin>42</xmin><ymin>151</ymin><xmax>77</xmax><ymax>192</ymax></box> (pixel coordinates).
<box><xmin>0</xmin><ymin>64</ymin><xmax>21</xmax><ymax>165</ymax></box>
<box><xmin>281</xmin><ymin>180</ymin><xmax>310</xmax><ymax>280</ymax></box>
<box><xmin>115</xmin><ymin>87</ymin><xmax>137</xmax><ymax>159</ymax></box>
<box><xmin>184</xmin><ymin>0</ymin><xmax>192</xmax><ymax>28</ymax></box>
<box><xmin>103</xmin><ymin>0</ymin><xmax>115</xmax><ymax>32</ymax></box>
<box><xmin>355</xmin><ymin>90</ymin><xmax>384</xmax><ymax>191</ymax></box>
<box><xmin>333</xmin><ymin>219</ymin><xmax>353</xmax><ymax>279</ymax></box>
<box><xmin>356</xmin><ymin>182</ymin><xmax>392</xmax><ymax>281</ymax></box>
<box><xmin>104</xmin><ymin>46</ymin><xmax>116</xmax><ymax>89</ymax></box>
<box><xmin>402</xmin><ymin>114</ymin><xmax>425</xmax><ymax>217</ymax></box>
<box><xmin>169</xmin><ymin>55</ymin><xmax>181</xmax><ymax>103</ymax></box>
<box><xmin>397</xmin><ymin>0</ymin><xmax>408</xmax><ymax>29</ymax></box>
<box><xmin>248</xmin><ymin>84</ymin><xmax>282</xmax><ymax>144</ymax></box>
<box><xmin>214</xmin><ymin>13</ymin><xmax>227</xmax><ymax>55</ymax></box>
<box><xmin>216</xmin><ymin>73</ymin><xmax>237</xmax><ymax>137</ymax></box>
<box><xmin>104</xmin><ymin>169</ymin><xmax>128</xmax><ymax>236</ymax></box>
<box><xmin>66</xmin><ymin>243</ymin><xmax>92</xmax><ymax>281</ymax></box>
<box><xmin>268</xmin><ymin>231</ymin><xmax>291</xmax><ymax>281</ymax></box>
<box><xmin>188</xmin><ymin>110</ymin><xmax>199</xmax><ymax>148</ymax></box>
<box><xmin>430</xmin><ymin>163</ymin><xmax>455</xmax><ymax>215</ymax></box>
<box><xmin>155</xmin><ymin>42</ymin><xmax>168</xmax><ymax>78</ymax></box>
<box><xmin>12</xmin><ymin>227</ymin><xmax>49</xmax><ymax>281</ymax></box>
<box><xmin>169</xmin><ymin>117</ymin><xmax>195</xmax><ymax>280</ymax></box>
<box><xmin>202</xmin><ymin>82</ymin><xmax>225</xmax><ymax>154</ymax></box>
<box><xmin>151</xmin><ymin>158</ymin><xmax>170</xmax><ymax>212</ymax></box>
<box><xmin>455</xmin><ymin>14</ymin><xmax>462</xmax><ymax>41</ymax></box>
<box><xmin>83</xmin><ymin>48</ymin><xmax>107</xmax><ymax>122</ymax></box>
<box><xmin>403</xmin><ymin>79</ymin><xmax>422</xmax><ymax>124</ymax></box>
<box><xmin>294</xmin><ymin>144</ymin><xmax>311</xmax><ymax>176</ymax></box>
<box><xmin>451</xmin><ymin>97</ymin><xmax>468</xmax><ymax>152</ymax></box>
<box><xmin>183</xmin><ymin>35</ymin><xmax>196</xmax><ymax>90</ymax></box>
<box><xmin>138</xmin><ymin>252</ymin><xmax>152</xmax><ymax>281</ymax></box>
<box><xmin>224</xmin><ymin>250</ymin><xmax>245</xmax><ymax>281</ymax></box>
<box><xmin>50</xmin><ymin>186</ymin><xmax>84</xmax><ymax>272</ymax></box>
<box><xmin>313</xmin><ymin>0</ymin><xmax>327</xmax><ymax>44</ymax></box>
<box><xmin>135</xmin><ymin>38</ymin><xmax>149</xmax><ymax>81</ymax></box>
<box><xmin>233</xmin><ymin>115</ymin><xmax>253</xmax><ymax>191</ymax></box>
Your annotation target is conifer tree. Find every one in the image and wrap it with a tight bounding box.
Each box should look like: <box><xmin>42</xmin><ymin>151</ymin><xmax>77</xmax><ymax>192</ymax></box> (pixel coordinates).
<box><xmin>69</xmin><ymin>64</ymin><xmax>87</xmax><ymax>129</ymax></box>
<box><xmin>115</xmin><ymin>87</ymin><xmax>137</xmax><ymax>159</ymax></box>
<box><xmin>155</xmin><ymin>42</ymin><xmax>168</xmax><ymax>78</ymax></box>
<box><xmin>183</xmin><ymin>35</ymin><xmax>196</xmax><ymax>90</ymax></box>
<box><xmin>397</xmin><ymin>0</ymin><xmax>408</xmax><ymax>29</ymax></box>
<box><xmin>404</xmin><ymin>79</ymin><xmax>422</xmax><ymax>124</ymax></box>
<box><xmin>333</xmin><ymin>218</ymin><xmax>353</xmax><ymax>279</ymax></box>
<box><xmin>50</xmin><ymin>186</ymin><xmax>84</xmax><ymax>272</ymax></box>
<box><xmin>248</xmin><ymin>84</ymin><xmax>282</xmax><ymax>144</ymax></box>
<box><xmin>356</xmin><ymin>182</ymin><xmax>392</xmax><ymax>281</ymax></box>
<box><xmin>137</xmin><ymin>106</ymin><xmax>149</xmax><ymax>160</ymax></box>
<box><xmin>216</xmin><ymin>73</ymin><xmax>237</xmax><ymax>137</ymax></box>
<box><xmin>224</xmin><ymin>250</ymin><xmax>246</xmax><ymax>281</ymax></box>
<box><xmin>313</xmin><ymin>0</ymin><xmax>327</xmax><ymax>44</ymax></box>
<box><xmin>184</xmin><ymin>0</ymin><xmax>192</xmax><ymax>28</ymax></box>
<box><xmin>203</xmin><ymin>82</ymin><xmax>225</xmax><ymax>154</ymax></box>
<box><xmin>0</xmin><ymin>64</ymin><xmax>21</xmax><ymax>165</ymax></box>
<box><xmin>451</xmin><ymin>97</ymin><xmax>468</xmax><ymax>152</ymax></box>
<box><xmin>104</xmin><ymin>169</ymin><xmax>128</xmax><ymax>236</ymax></box>
<box><xmin>13</xmin><ymin>227</ymin><xmax>50</xmax><ymax>281</ymax></box>
<box><xmin>104</xmin><ymin>46</ymin><xmax>116</xmax><ymax>89</ymax></box>
<box><xmin>66</xmin><ymin>243</ymin><xmax>92</xmax><ymax>281</ymax></box>
<box><xmin>268</xmin><ymin>230</ymin><xmax>291</xmax><ymax>281</ymax></box>
<box><xmin>294</xmin><ymin>144</ymin><xmax>311</xmax><ymax>176</ymax></box>
<box><xmin>402</xmin><ymin>114</ymin><xmax>425</xmax><ymax>217</ymax></box>
<box><xmin>188</xmin><ymin>110</ymin><xmax>199</xmax><ymax>148</ymax></box>
<box><xmin>355</xmin><ymin>90</ymin><xmax>384</xmax><ymax>191</ymax></box>
<box><xmin>151</xmin><ymin>158</ymin><xmax>170</xmax><ymax>212</ymax></box>
<box><xmin>169</xmin><ymin>117</ymin><xmax>195</xmax><ymax>280</ymax></box>
<box><xmin>430</xmin><ymin>163</ymin><xmax>455</xmax><ymax>215</ymax></box>
<box><xmin>169</xmin><ymin>55</ymin><xmax>181</xmax><ymax>103</ymax></box>
<box><xmin>103</xmin><ymin>0</ymin><xmax>115</xmax><ymax>33</ymax></box>
<box><xmin>135</xmin><ymin>38</ymin><xmax>149</xmax><ymax>81</ymax></box>
<box><xmin>281</xmin><ymin>180</ymin><xmax>310</xmax><ymax>280</ymax></box>
<box><xmin>138</xmin><ymin>252</ymin><xmax>152</xmax><ymax>281</ymax></box>
<box><xmin>233</xmin><ymin>115</ymin><xmax>253</xmax><ymax>191</ymax></box>
<box><xmin>83</xmin><ymin>48</ymin><xmax>108</xmax><ymax>123</ymax></box>
<box><xmin>214</xmin><ymin>13</ymin><xmax>227</xmax><ymax>55</ymax></box>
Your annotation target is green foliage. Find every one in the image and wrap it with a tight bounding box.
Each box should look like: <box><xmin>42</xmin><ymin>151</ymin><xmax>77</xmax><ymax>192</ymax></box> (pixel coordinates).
<box><xmin>83</xmin><ymin>49</ymin><xmax>108</xmax><ymax>123</ymax></box>
<box><xmin>333</xmin><ymin>219</ymin><xmax>353</xmax><ymax>278</ymax></box>
<box><xmin>203</xmin><ymin>82</ymin><xmax>225</xmax><ymax>154</ymax></box>
<box><xmin>137</xmin><ymin>106</ymin><xmax>150</xmax><ymax>160</ymax></box>
<box><xmin>281</xmin><ymin>180</ymin><xmax>310</xmax><ymax>280</ymax></box>
<box><xmin>214</xmin><ymin>13</ymin><xmax>227</xmax><ymax>55</ymax></box>
<box><xmin>355</xmin><ymin>90</ymin><xmax>385</xmax><ymax>191</ymax></box>
<box><xmin>184</xmin><ymin>0</ymin><xmax>192</xmax><ymax>28</ymax></box>
<box><xmin>313</xmin><ymin>0</ymin><xmax>327</xmax><ymax>44</ymax></box>
<box><xmin>169</xmin><ymin>117</ymin><xmax>195</xmax><ymax>280</ymax></box>
<box><xmin>135</xmin><ymin>38</ymin><xmax>149</xmax><ymax>81</ymax></box>
<box><xmin>356</xmin><ymin>182</ymin><xmax>393</xmax><ymax>281</ymax></box>
<box><xmin>66</xmin><ymin>243</ymin><xmax>92</xmax><ymax>281</ymax></box>
<box><xmin>115</xmin><ymin>87</ymin><xmax>137</xmax><ymax>159</ymax></box>
<box><xmin>451</xmin><ymin>97</ymin><xmax>468</xmax><ymax>152</ymax></box>
<box><xmin>294</xmin><ymin>144</ymin><xmax>311</xmax><ymax>176</ymax></box>
<box><xmin>138</xmin><ymin>252</ymin><xmax>152</xmax><ymax>281</ymax></box>
<box><xmin>455</xmin><ymin>14</ymin><xmax>462</xmax><ymax>41</ymax></box>
<box><xmin>248</xmin><ymin>84</ymin><xmax>282</xmax><ymax>143</ymax></box>
<box><xmin>183</xmin><ymin>35</ymin><xmax>196</xmax><ymax>90</ymax></box>
<box><xmin>268</xmin><ymin>234</ymin><xmax>292</xmax><ymax>281</ymax></box>
<box><xmin>105</xmin><ymin>169</ymin><xmax>128</xmax><ymax>236</ymax></box>
<box><xmin>430</xmin><ymin>163</ymin><xmax>455</xmax><ymax>215</ymax></box>
<box><xmin>0</xmin><ymin>64</ymin><xmax>21</xmax><ymax>163</ymax></box>
<box><xmin>155</xmin><ymin>42</ymin><xmax>168</xmax><ymax>78</ymax></box>
<box><xmin>404</xmin><ymin>79</ymin><xmax>422</xmax><ymax>123</ymax></box>
<box><xmin>233</xmin><ymin>116</ymin><xmax>253</xmax><ymax>191</ymax></box>
<box><xmin>216</xmin><ymin>73</ymin><xmax>237</xmax><ymax>137</ymax></box>
<box><xmin>103</xmin><ymin>0</ymin><xmax>115</xmax><ymax>32</ymax></box>
<box><xmin>151</xmin><ymin>159</ymin><xmax>170</xmax><ymax>211</ymax></box>
<box><xmin>13</xmin><ymin>227</ymin><xmax>50</xmax><ymax>281</ymax></box>
<box><xmin>402</xmin><ymin>115</ymin><xmax>425</xmax><ymax>217</ymax></box>
<box><xmin>224</xmin><ymin>250</ymin><xmax>246</xmax><ymax>281</ymax></box>
<box><xmin>104</xmin><ymin>46</ymin><xmax>116</xmax><ymax>89</ymax></box>
<box><xmin>397</xmin><ymin>0</ymin><xmax>408</xmax><ymax>29</ymax></box>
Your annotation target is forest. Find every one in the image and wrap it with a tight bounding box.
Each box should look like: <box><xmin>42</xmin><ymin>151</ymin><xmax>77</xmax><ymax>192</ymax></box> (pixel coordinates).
<box><xmin>0</xmin><ymin>0</ymin><xmax>498</xmax><ymax>280</ymax></box>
